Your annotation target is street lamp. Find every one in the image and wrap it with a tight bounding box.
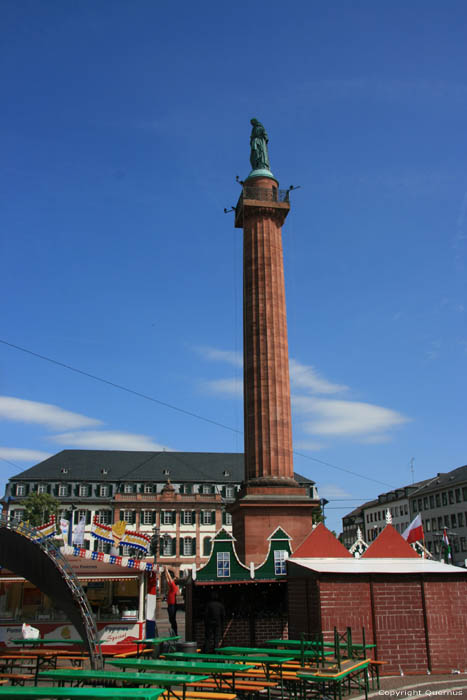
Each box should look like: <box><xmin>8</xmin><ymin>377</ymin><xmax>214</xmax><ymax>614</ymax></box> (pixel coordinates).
<box><xmin>319</xmin><ymin>498</ymin><xmax>329</xmax><ymax>524</ymax></box>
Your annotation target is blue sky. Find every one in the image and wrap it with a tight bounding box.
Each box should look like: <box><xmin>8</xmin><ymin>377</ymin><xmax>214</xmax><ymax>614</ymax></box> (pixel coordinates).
<box><xmin>1</xmin><ymin>1</ymin><xmax>467</xmax><ymax>534</ymax></box>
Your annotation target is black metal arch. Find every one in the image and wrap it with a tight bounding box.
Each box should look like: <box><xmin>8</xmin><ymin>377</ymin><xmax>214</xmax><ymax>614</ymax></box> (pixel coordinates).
<box><xmin>0</xmin><ymin>523</ymin><xmax>102</xmax><ymax>668</ymax></box>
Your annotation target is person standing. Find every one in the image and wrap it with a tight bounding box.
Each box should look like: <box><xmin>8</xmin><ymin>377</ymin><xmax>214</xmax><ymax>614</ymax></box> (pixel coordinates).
<box><xmin>165</xmin><ymin>568</ymin><xmax>179</xmax><ymax>635</ymax></box>
<box><xmin>203</xmin><ymin>591</ymin><xmax>225</xmax><ymax>653</ymax></box>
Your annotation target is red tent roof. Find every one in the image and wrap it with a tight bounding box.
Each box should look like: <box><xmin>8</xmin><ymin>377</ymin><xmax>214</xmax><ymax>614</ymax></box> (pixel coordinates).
<box><xmin>292</xmin><ymin>523</ymin><xmax>353</xmax><ymax>558</ymax></box>
<box><xmin>362</xmin><ymin>524</ymin><xmax>420</xmax><ymax>558</ymax></box>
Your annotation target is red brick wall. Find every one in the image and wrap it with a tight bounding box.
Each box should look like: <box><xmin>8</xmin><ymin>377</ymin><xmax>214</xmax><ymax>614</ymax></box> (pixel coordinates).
<box><xmin>371</xmin><ymin>576</ymin><xmax>428</xmax><ymax>675</ymax></box>
<box><xmin>193</xmin><ymin>616</ymin><xmax>288</xmax><ymax>648</ymax></box>
<box><xmin>423</xmin><ymin>576</ymin><xmax>467</xmax><ymax>673</ymax></box>
<box><xmin>319</xmin><ymin>576</ymin><xmax>373</xmax><ymax>647</ymax></box>
<box><xmin>288</xmin><ymin>577</ymin><xmax>321</xmax><ymax>638</ymax></box>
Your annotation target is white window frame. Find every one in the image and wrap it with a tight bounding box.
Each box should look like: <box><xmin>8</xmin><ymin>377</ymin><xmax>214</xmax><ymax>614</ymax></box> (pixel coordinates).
<box><xmin>78</xmin><ymin>510</ymin><xmax>87</xmax><ymax>522</ymax></box>
<box><xmin>225</xmin><ymin>512</ymin><xmax>232</xmax><ymax>525</ymax></box>
<box><xmin>99</xmin><ymin>485</ymin><xmax>109</xmax><ymax>497</ymax></box>
<box><xmin>202</xmin><ymin>484</ymin><xmax>211</xmax><ymax>495</ymax></box>
<box><xmin>202</xmin><ymin>511</ymin><xmax>212</xmax><ymax>525</ymax></box>
<box><xmin>37</xmin><ymin>484</ymin><xmax>46</xmax><ymax>495</ymax></box>
<box><xmin>274</xmin><ymin>550</ymin><xmax>287</xmax><ymax>575</ymax></box>
<box><xmin>79</xmin><ymin>485</ymin><xmax>88</xmax><ymax>497</ymax></box>
<box><xmin>16</xmin><ymin>484</ymin><xmax>26</xmax><ymax>496</ymax></box>
<box><xmin>225</xmin><ymin>486</ymin><xmax>234</xmax><ymax>498</ymax></box>
<box><xmin>162</xmin><ymin>511</ymin><xmax>173</xmax><ymax>525</ymax></box>
<box><xmin>58</xmin><ymin>485</ymin><xmax>68</xmax><ymax>497</ymax></box>
<box><xmin>143</xmin><ymin>484</ymin><xmax>153</xmax><ymax>494</ymax></box>
<box><xmin>183</xmin><ymin>511</ymin><xmax>192</xmax><ymax>525</ymax></box>
<box><xmin>122</xmin><ymin>510</ymin><xmax>133</xmax><ymax>523</ymax></box>
<box><xmin>183</xmin><ymin>537</ymin><xmax>192</xmax><ymax>556</ymax></box>
<box><xmin>123</xmin><ymin>484</ymin><xmax>133</xmax><ymax>494</ymax></box>
<box><xmin>162</xmin><ymin>536</ymin><xmax>173</xmax><ymax>556</ymax></box>
<box><xmin>96</xmin><ymin>510</ymin><xmax>111</xmax><ymax>525</ymax></box>
<box><xmin>142</xmin><ymin>510</ymin><xmax>153</xmax><ymax>526</ymax></box>
<box><xmin>217</xmin><ymin>552</ymin><xmax>230</xmax><ymax>577</ymax></box>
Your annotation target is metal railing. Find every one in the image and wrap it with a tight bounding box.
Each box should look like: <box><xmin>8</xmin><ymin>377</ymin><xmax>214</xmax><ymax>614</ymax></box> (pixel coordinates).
<box><xmin>242</xmin><ymin>186</ymin><xmax>290</xmax><ymax>203</ymax></box>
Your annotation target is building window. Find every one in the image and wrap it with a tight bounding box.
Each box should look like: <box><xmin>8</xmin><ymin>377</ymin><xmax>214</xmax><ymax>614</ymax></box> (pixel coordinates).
<box><xmin>225</xmin><ymin>486</ymin><xmax>234</xmax><ymax>499</ymax></box>
<box><xmin>79</xmin><ymin>485</ymin><xmax>88</xmax><ymax>497</ymax></box>
<box><xmin>37</xmin><ymin>484</ymin><xmax>46</xmax><ymax>494</ymax></box>
<box><xmin>162</xmin><ymin>511</ymin><xmax>174</xmax><ymax>525</ymax></box>
<box><xmin>461</xmin><ymin>537</ymin><xmax>466</xmax><ymax>551</ymax></box>
<box><xmin>451</xmin><ymin>514</ymin><xmax>457</xmax><ymax>528</ymax></box>
<box><xmin>217</xmin><ymin>552</ymin><xmax>230</xmax><ymax>577</ymax></box>
<box><xmin>183</xmin><ymin>511</ymin><xmax>193</xmax><ymax>525</ymax></box>
<box><xmin>456</xmin><ymin>489</ymin><xmax>461</xmax><ymax>503</ymax></box>
<box><xmin>423</xmin><ymin>498</ymin><xmax>428</xmax><ymax>509</ymax></box>
<box><xmin>432</xmin><ymin>518</ymin><xmax>437</xmax><ymax>531</ymax></box>
<box><xmin>144</xmin><ymin>484</ymin><xmax>153</xmax><ymax>494</ymax></box>
<box><xmin>463</xmin><ymin>488</ymin><xmax>467</xmax><ymax>501</ymax></box>
<box><xmin>11</xmin><ymin>510</ymin><xmax>24</xmax><ymax>521</ymax></box>
<box><xmin>203</xmin><ymin>537</ymin><xmax>212</xmax><ymax>556</ymax></box>
<box><xmin>124</xmin><ymin>484</ymin><xmax>133</xmax><ymax>494</ymax></box>
<box><xmin>183</xmin><ymin>537</ymin><xmax>193</xmax><ymax>556</ymax></box>
<box><xmin>225</xmin><ymin>512</ymin><xmax>232</xmax><ymax>525</ymax></box>
<box><xmin>202</xmin><ymin>511</ymin><xmax>212</xmax><ymax>525</ymax></box>
<box><xmin>426</xmin><ymin>520</ymin><xmax>431</xmax><ymax>532</ymax></box>
<box><xmin>459</xmin><ymin>513</ymin><xmax>464</xmax><ymax>528</ymax></box>
<box><xmin>96</xmin><ymin>510</ymin><xmax>111</xmax><ymax>525</ymax></box>
<box><xmin>442</xmin><ymin>492</ymin><xmax>448</xmax><ymax>506</ymax></box>
<box><xmin>123</xmin><ymin>510</ymin><xmax>134</xmax><ymax>523</ymax></box>
<box><xmin>429</xmin><ymin>495</ymin><xmax>434</xmax><ymax>508</ymax></box>
<box><xmin>274</xmin><ymin>550</ymin><xmax>287</xmax><ymax>575</ymax></box>
<box><xmin>78</xmin><ymin>510</ymin><xmax>87</xmax><ymax>521</ymax></box>
<box><xmin>162</xmin><ymin>536</ymin><xmax>173</xmax><ymax>556</ymax></box>
<box><xmin>99</xmin><ymin>485</ymin><xmax>109</xmax><ymax>497</ymax></box>
<box><xmin>418</xmin><ymin>499</ymin><xmax>423</xmax><ymax>511</ymax></box>
<box><xmin>202</xmin><ymin>484</ymin><xmax>212</xmax><ymax>495</ymax></box>
<box><xmin>142</xmin><ymin>510</ymin><xmax>153</xmax><ymax>525</ymax></box>
<box><xmin>436</xmin><ymin>494</ymin><xmax>441</xmax><ymax>507</ymax></box>
<box><xmin>444</xmin><ymin>515</ymin><xmax>449</xmax><ymax>527</ymax></box>
<box><xmin>449</xmin><ymin>491</ymin><xmax>454</xmax><ymax>505</ymax></box>
<box><xmin>438</xmin><ymin>517</ymin><xmax>443</xmax><ymax>530</ymax></box>
<box><xmin>15</xmin><ymin>484</ymin><xmax>26</xmax><ymax>497</ymax></box>
<box><xmin>58</xmin><ymin>485</ymin><xmax>68</xmax><ymax>497</ymax></box>
<box><xmin>95</xmin><ymin>540</ymin><xmax>110</xmax><ymax>554</ymax></box>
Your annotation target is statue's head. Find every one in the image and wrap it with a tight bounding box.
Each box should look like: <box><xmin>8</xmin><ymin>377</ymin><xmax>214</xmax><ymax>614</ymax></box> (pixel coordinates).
<box><xmin>250</xmin><ymin>118</ymin><xmax>260</xmax><ymax>126</ymax></box>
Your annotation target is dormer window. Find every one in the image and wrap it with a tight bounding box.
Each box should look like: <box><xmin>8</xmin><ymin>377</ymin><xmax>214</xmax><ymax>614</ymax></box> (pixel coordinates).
<box><xmin>123</xmin><ymin>484</ymin><xmax>133</xmax><ymax>494</ymax></box>
<box><xmin>58</xmin><ymin>485</ymin><xmax>68</xmax><ymax>497</ymax></box>
<box><xmin>163</xmin><ymin>469</ymin><xmax>170</xmax><ymax>476</ymax></box>
<box><xmin>61</xmin><ymin>468</ymin><xmax>68</xmax><ymax>474</ymax></box>
<box><xmin>223</xmin><ymin>470</ymin><xmax>230</xmax><ymax>477</ymax></box>
<box><xmin>15</xmin><ymin>484</ymin><xmax>26</xmax><ymax>497</ymax></box>
<box><xmin>101</xmin><ymin>468</ymin><xmax>109</xmax><ymax>475</ymax></box>
<box><xmin>202</xmin><ymin>484</ymin><xmax>212</xmax><ymax>495</ymax></box>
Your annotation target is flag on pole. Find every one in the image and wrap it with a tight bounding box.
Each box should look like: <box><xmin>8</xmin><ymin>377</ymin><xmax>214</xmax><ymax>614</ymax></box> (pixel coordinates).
<box><xmin>146</xmin><ymin>571</ymin><xmax>157</xmax><ymax>638</ymax></box>
<box><xmin>73</xmin><ymin>517</ymin><xmax>86</xmax><ymax>546</ymax></box>
<box><xmin>402</xmin><ymin>513</ymin><xmax>424</xmax><ymax>544</ymax></box>
<box><xmin>443</xmin><ymin>528</ymin><xmax>452</xmax><ymax>562</ymax></box>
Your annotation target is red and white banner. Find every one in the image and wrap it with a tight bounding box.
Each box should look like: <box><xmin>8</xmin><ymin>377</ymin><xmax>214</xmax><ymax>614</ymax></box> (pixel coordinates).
<box><xmin>402</xmin><ymin>513</ymin><xmax>424</xmax><ymax>544</ymax></box>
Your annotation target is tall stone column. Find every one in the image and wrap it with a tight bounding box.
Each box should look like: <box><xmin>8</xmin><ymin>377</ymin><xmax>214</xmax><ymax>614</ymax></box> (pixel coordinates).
<box><xmin>229</xmin><ymin>121</ymin><xmax>319</xmax><ymax>564</ymax></box>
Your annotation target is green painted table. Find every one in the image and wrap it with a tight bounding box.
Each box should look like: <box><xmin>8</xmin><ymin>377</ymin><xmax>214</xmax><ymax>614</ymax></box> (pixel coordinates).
<box><xmin>11</xmin><ymin>640</ymin><xmax>85</xmax><ymax>648</ymax></box>
<box><xmin>0</xmin><ymin>688</ymin><xmax>165</xmax><ymax>700</ymax></box>
<box><xmin>108</xmin><ymin>657</ymin><xmax>255</xmax><ymax>691</ymax></box>
<box><xmin>134</xmin><ymin>636</ymin><xmax>180</xmax><ymax>657</ymax></box>
<box><xmin>39</xmin><ymin>669</ymin><xmax>209</xmax><ymax>700</ymax></box>
<box><xmin>297</xmin><ymin>659</ymin><xmax>370</xmax><ymax>700</ymax></box>
<box><xmin>215</xmin><ymin>646</ymin><xmax>334</xmax><ymax>660</ymax></box>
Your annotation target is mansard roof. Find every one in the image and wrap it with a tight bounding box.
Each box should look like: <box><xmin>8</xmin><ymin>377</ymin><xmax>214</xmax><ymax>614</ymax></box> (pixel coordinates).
<box><xmin>10</xmin><ymin>450</ymin><xmax>314</xmax><ymax>485</ymax></box>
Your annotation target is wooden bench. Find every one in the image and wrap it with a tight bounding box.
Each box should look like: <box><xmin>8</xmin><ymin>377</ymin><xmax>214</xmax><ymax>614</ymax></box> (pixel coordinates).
<box><xmin>113</xmin><ymin>649</ymin><xmax>153</xmax><ymax>659</ymax></box>
<box><xmin>0</xmin><ymin>672</ymin><xmax>35</xmax><ymax>685</ymax></box>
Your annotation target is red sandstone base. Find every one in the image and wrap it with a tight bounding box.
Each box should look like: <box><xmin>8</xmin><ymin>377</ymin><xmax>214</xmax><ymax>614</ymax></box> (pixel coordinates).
<box><xmin>230</xmin><ymin>485</ymin><xmax>319</xmax><ymax>565</ymax></box>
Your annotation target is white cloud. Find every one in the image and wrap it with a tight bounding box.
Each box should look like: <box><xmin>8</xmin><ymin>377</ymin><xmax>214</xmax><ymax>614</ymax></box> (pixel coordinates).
<box><xmin>294</xmin><ymin>396</ymin><xmax>409</xmax><ymax>438</ymax></box>
<box><xmin>196</xmin><ymin>347</ymin><xmax>243</xmax><ymax>368</ymax></box>
<box><xmin>51</xmin><ymin>431</ymin><xmax>173</xmax><ymax>451</ymax></box>
<box><xmin>289</xmin><ymin>359</ymin><xmax>348</xmax><ymax>395</ymax></box>
<box><xmin>0</xmin><ymin>447</ymin><xmax>51</xmax><ymax>462</ymax></box>
<box><xmin>0</xmin><ymin>396</ymin><xmax>102</xmax><ymax>430</ymax></box>
<box><xmin>203</xmin><ymin>378</ymin><xmax>243</xmax><ymax>398</ymax></box>
<box><xmin>318</xmin><ymin>484</ymin><xmax>354</xmax><ymax>500</ymax></box>
<box><xmin>293</xmin><ymin>439</ymin><xmax>326</xmax><ymax>451</ymax></box>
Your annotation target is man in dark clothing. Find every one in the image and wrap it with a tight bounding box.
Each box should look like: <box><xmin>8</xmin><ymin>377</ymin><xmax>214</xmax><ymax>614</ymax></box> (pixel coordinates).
<box><xmin>203</xmin><ymin>591</ymin><xmax>226</xmax><ymax>653</ymax></box>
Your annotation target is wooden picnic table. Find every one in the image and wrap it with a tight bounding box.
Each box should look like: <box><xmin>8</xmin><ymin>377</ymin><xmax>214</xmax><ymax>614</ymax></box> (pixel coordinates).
<box><xmin>12</xmin><ymin>640</ymin><xmax>85</xmax><ymax>646</ymax></box>
<box><xmin>215</xmin><ymin>646</ymin><xmax>334</xmax><ymax>660</ymax></box>
<box><xmin>297</xmin><ymin>658</ymin><xmax>370</xmax><ymax>700</ymax></box>
<box><xmin>164</xmin><ymin>651</ymin><xmax>294</xmax><ymax>699</ymax></box>
<box><xmin>134</xmin><ymin>636</ymin><xmax>180</xmax><ymax>657</ymax></box>
<box><xmin>0</xmin><ymin>687</ymin><xmax>165</xmax><ymax>700</ymax></box>
<box><xmin>39</xmin><ymin>669</ymin><xmax>209</xmax><ymax>700</ymax></box>
<box><xmin>107</xmin><ymin>658</ymin><xmax>255</xmax><ymax>692</ymax></box>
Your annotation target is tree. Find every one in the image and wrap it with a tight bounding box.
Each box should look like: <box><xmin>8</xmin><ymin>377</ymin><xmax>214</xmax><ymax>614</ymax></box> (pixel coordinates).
<box><xmin>20</xmin><ymin>492</ymin><xmax>60</xmax><ymax>526</ymax></box>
